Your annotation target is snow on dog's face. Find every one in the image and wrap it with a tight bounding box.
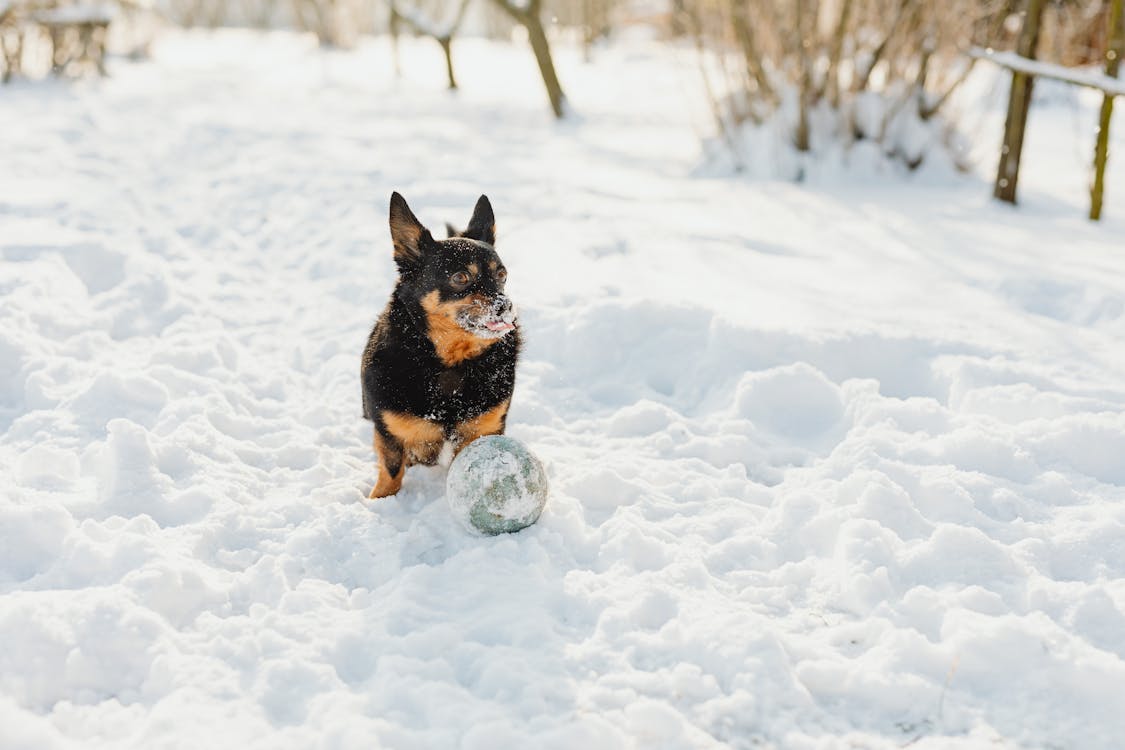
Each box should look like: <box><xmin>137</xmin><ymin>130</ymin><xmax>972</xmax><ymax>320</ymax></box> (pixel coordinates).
<box><xmin>389</xmin><ymin>193</ymin><xmax>517</xmax><ymax>360</ymax></box>
<box><xmin>418</xmin><ymin>236</ymin><xmax>515</xmax><ymax>340</ymax></box>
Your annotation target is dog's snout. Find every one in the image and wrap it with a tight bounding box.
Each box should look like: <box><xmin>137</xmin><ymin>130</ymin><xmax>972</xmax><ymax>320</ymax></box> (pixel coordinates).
<box><xmin>493</xmin><ymin>295</ymin><xmax>517</xmax><ymax>322</ymax></box>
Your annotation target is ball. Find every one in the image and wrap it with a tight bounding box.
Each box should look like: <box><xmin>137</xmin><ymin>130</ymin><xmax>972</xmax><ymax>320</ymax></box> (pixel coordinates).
<box><xmin>446</xmin><ymin>435</ymin><xmax>549</xmax><ymax>535</ymax></box>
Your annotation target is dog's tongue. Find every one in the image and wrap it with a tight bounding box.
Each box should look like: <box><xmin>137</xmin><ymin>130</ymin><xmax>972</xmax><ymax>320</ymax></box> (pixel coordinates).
<box><xmin>485</xmin><ymin>320</ymin><xmax>515</xmax><ymax>332</ymax></box>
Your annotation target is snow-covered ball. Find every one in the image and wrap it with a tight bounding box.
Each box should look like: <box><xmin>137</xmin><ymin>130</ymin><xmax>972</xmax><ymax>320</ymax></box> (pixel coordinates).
<box><xmin>446</xmin><ymin>435</ymin><xmax>548</xmax><ymax>535</ymax></box>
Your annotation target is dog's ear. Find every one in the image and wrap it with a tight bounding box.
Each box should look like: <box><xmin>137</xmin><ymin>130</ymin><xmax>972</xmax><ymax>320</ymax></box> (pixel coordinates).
<box><xmin>461</xmin><ymin>195</ymin><xmax>496</xmax><ymax>245</ymax></box>
<box><xmin>389</xmin><ymin>192</ymin><xmax>433</xmax><ymax>269</ymax></box>
<box><xmin>444</xmin><ymin>222</ymin><xmax>460</xmax><ymax>239</ymax></box>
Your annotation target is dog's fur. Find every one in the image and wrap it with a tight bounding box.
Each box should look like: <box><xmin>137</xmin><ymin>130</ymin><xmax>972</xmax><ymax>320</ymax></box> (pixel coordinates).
<box><xmin>361</xmin><ymin>192</ymin><xmax>520</xmax><ymax>498</ymax></box>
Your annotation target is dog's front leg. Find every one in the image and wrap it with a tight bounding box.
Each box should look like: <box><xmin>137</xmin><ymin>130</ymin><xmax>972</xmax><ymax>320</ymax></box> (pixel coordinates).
<box><xmin>370</xmin><ymin>428</ymin><xmax>405</xmax><ymax>499</ymax></box>
<box><xmin>452</xmin><ymin>399</ymin><xmax>511</xmax><ymax>458</ymax></box>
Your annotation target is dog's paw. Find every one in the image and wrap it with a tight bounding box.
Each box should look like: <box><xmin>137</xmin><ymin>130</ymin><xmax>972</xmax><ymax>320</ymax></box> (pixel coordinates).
<box><xmin>369</xmin><ymin>480</ymin><xmax>401</xmax><ymax>499</ymax></box>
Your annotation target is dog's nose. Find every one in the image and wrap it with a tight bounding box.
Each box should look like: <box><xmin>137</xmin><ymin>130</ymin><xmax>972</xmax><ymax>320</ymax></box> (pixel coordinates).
<box><xmin>493</xmin><ymin>295</ymin><xmax>516</xmax><ymax>321</ymax></box>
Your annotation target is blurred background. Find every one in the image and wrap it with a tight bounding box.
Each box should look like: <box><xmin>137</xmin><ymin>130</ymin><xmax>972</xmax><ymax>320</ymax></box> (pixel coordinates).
<box><xmin>2</xmin><ymin>0</ymin><xmax>1122</xmax><ymax>214</ymax></box>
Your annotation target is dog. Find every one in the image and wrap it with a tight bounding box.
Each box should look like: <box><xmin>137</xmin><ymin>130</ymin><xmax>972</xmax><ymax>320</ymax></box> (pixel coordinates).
<box><xmin>361</xmin><ymin>192</ymin><xmax>520</xmax><ymax>498</ymax></box>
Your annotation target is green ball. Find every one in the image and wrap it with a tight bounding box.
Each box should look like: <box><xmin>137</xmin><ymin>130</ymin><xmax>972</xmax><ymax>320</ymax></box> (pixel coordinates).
<box><xmin>446</xmin><ymin>435</ymin><xmax>549</xmax><ymax>535</ymax></box>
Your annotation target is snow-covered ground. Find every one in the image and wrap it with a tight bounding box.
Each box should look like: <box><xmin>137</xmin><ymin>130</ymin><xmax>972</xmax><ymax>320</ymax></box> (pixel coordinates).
<box><xmin>2</xmin><ymin>30</ymin><xmax>1125</xmax><ymax>749</ymax></box>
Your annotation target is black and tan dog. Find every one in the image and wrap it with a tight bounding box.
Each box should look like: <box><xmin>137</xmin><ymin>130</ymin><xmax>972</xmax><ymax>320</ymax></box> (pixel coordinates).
<box><xmin>361</xmin><ymin>192</ymin><xmax>520</xmax><ymax>498</ymax></box>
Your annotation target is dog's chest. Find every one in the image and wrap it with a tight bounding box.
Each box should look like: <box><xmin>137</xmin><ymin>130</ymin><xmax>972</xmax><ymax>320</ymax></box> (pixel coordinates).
<box><xmin>419</xmin><ymin>361</ymin><xmax>503</xmax><ymax>425</ymax></box>
<box><xmin>434</xmin><ymin>370</ymin><xmax>463</xmax><ymax>398</ymax></box>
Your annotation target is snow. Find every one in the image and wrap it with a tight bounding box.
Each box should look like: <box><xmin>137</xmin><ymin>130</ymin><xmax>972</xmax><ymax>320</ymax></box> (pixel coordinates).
<box><xmin>1</xmin><ymin>29</ymin><xmax>1125</xmax><ymax>749</ymax></box>
<box><xmin>971</xmin><ymin>47</ymin><xmax>1125</xmax><ymax>97</ymax></box>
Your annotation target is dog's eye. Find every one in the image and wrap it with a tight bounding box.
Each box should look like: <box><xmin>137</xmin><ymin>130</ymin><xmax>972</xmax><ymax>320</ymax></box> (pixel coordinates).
<box><xmin>496</xmin><ymin>268</ymin><xmax>508</xmax><ymax>283</ymax></box>
<box><xmin>450</xmin><ymin>271</ymin><xmax>470</xmax><ymax>288</ymax></box>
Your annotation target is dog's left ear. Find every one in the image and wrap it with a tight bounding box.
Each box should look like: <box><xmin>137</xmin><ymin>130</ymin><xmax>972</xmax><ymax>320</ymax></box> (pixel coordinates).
<box><xmin>461</xmin><ymin>195</ymin><xmax>496</xmax><ymax>245</ymax></box>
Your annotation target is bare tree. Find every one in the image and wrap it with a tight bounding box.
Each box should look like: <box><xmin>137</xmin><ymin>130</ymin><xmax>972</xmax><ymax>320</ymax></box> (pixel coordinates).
<box><xmin>1</xmin><ymin>3</ymin><xmax>24</xmax><ymax>83</ymax></box>
<box><xmin>391</xmin><ymin>0</ymin><xmax>473</xmax><ymax>89</ymax></box>
<box><xmin>291</xmin><ymin>0</ymin><xmax>358</xmax><ymax>47</ymax></box>
<box><xmin>1090</xmin><ymin>0</ymin><xmax>1124</xmax><ymax>219</ymax></box>
<box><xmin>684</xmin><ymin>0</ymin><xmax>999</xmax><ymax>169</ymax></box>
<box><xmin>994</xmin><ymin>0</ymin><xmax>1049</xmax><ymax>203</ymax></box>
<box><xmin>250</xmin><ymin>0</ymin><xmax>282</xmax><ymax>28</ymax></box>
<box><xmin>490</xmin><ymin>0</ymin><xmax>568</xmax><ymax>118</ymax></box>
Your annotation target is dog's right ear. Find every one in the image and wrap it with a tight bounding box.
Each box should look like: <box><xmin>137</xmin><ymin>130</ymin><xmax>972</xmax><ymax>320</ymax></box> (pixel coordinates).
<box><xmin>389</xmin><ymin>192</ymin><xmax>433</xmax><ymax>269</ymax></box>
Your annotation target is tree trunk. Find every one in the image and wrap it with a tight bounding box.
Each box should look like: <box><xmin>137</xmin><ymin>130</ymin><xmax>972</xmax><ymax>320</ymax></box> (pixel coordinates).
<box><xmin>855</xmin><ymin>0</ymin><xmax>910</xmax><ymax>93</ymax></box>
<box><xmin>582</xmin><ymin>0</ymin><xmax>594</xmax><ymax>61</ymax></box>
<box><xmin>522</xmin><ymin>8</ymin><xmax>567</xmax><ymax>118</ymax></box>
<box><xmin>252</xmin><ymin>0</ymin><xmax>278</xmax><ymax>29</ymax></box>
<box><xmin>793</xmin><ymin>0</ymin><xmax>814</xmax><ymax>153</ymax></box>
<box><xmin>1</xmin><ymin>22</ymin><xmax>23</xmax><ymax>83</ymax></box>
<box><xmin>494</xmin><ymin>0</ymin><xmax>567</xmax><ymax>118</ymax></box>
<box><xmin>391</xmin><ymin>0</ymin><xmax>470</xmax><ymax>89</ymax></box>
<box><xmin>729</xmin><ymin>0</ymin><xmax>775</xmax><ymax>104</ymax></box>
<box><xmin>439</xmin><ymin>36</ymin><xmax>456</xmax><ymax>90</ymax></box>
<box><xmin>1090</xmin><ymin>0</ymin><xmax>1123</xmax><ymax>220</ymax></box>
<box><xmin>389</xmin><ymin>5</ymin><xmax>402</xmax><ymax>77</ymax></box>
<box><xmin>824</xmin><ymin>0</ymin><xmax>854</xmax><ymax>106</ymax></box>
<box><xmin>994</xmin><ymin>0</ymin><xmax>1048</xmax><ymax>204</ymax></box>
